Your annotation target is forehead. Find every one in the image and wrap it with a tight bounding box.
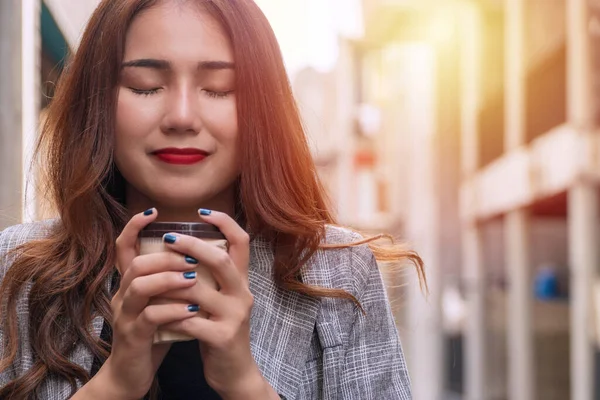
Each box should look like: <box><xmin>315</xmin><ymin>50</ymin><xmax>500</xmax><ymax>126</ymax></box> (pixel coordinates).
<box><xmin>124</xmin><ymin>2</ymin><xmax>233</xmax><ymax>63</ymax></box>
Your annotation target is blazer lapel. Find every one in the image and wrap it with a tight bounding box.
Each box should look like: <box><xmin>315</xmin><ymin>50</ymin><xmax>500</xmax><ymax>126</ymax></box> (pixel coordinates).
<box><xmin>248</xmin><ymin>239</ymin><xmax>321</xmax><ymax>400</ymax></box>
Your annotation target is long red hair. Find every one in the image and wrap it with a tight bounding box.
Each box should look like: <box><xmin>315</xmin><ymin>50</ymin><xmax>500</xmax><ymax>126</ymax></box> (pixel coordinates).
<box><xmin>0</xmin><ymin>0</ymin><xmax>425</xmax><ymax>398</ymax></box>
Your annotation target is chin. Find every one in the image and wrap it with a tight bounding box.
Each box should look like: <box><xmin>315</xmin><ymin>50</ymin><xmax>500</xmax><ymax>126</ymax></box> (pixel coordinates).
<box><xmin>151</xmin><ymin>193</ymin><xmax>208</xmax><ymax>209</ymax></box>
<box><xmin>150</xmin><ymin>184</ymin><xmax>232</xmax><ymax>208</ymax></box>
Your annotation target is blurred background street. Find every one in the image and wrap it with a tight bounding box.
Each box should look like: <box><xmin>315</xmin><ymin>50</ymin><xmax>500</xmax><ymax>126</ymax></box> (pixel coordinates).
<box><xmin>1</xmin><ymin>0</ymin><xmax>599</xmax><ymax>399</ymax></box>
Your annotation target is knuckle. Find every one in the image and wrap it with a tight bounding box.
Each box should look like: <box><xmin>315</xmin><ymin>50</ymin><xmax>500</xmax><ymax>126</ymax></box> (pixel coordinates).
<box><xmin>238</xmin><ymin>289</ymin><xmax>253</xmax><ymax>310</ymax></box>
<box><xmin>120</xmin><ymin>271</ymin><xmax>133</xmax><ymax>288</ymax></box>
<box><xmin>128</xmin><ymin>279</ymin><xmax>144</xmax><ymax>298</ymax></box>
<box><xmin>115</xmin><ymin>236</ymin><xmax>124</xmax><ymax>251</ymax></box>
<box><xmin>235</xmin><ymin>295</ymin><xmax>253</xmax><ymax>321</ymax></box>
<box><xmin>110</xmin><ymin>315</ymin><xmax>126</xmax><ymax>334</ymax></box>
<box><xmin>129</xmin><ymin>257</ymin><xmax>143</xmax><ymax>276</ymax></box>
<box><xmin>216</xmin><ymin>251</ymin><xmax>231</xmax><ymax>266</ymax></box>
<box><xmin>231</xmin><ymin>307</ymin><xmax>247</xmax><ymax>323</ymax></box>
<box><xmin>172</xmin><ymin>286</ymin><xmax>194</xmax><ymax>301</ymax></box>
<box><xmin>238</xmin><ymin>232</ymin><xmax>250</xmax><ymax>245</ymax></box>
<box><xmin>179</xmin><ymin>316</ymin><xmax>196</xmax><ymax>332</ymax></box>
<box><xmin>140</xmin><ymin>308</ymin><xmax>158</xmax><ymax>326</ymax></box>
<box><xmin>215</xmin><ymin>326</ymin><xmax>235</xmax><ymax>347</ymax></box>
<box><xmin>167</xmin><ymin>272</ymin><xmax>183</xmax><ymax>287</ymax></box>
<box><xmin>245</xmin><ymin>291</ymin><xmax>254</xmax><ymax>309</ymax></box>
<box><xmin>110</xmin><ymin>297</ymin><xmax>119</xmax><ymax>312</ymax></box>
<box><xmin>168</xmin><ymin>253</ymin><xmax>185</xmax><ymax>270</ymax></box>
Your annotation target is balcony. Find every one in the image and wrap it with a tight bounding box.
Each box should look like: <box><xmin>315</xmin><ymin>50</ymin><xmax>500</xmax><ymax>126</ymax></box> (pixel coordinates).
<box><xmin>460</xmin><ymin>125</ymin><xmax>600</xmax><ymax>222</ymax></box>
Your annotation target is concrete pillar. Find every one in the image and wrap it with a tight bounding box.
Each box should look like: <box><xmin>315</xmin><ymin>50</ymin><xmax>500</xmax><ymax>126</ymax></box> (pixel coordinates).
<box><xmin>333</xmin><ymin>39</ymin><xmax>357</xmax><ymax>223</ymax></box>
<box><xmin>462</xmin><ymin>223</ymin><xmax>486</xmax><ymax>400</ymax></box>
<box><xmin>567</xmin><ymin>1</ymin><xmax>596</xmax><ymax>399</ymax></box>
<box><xmin>404</xmin><ymin>44</ymin><xmax>443</xmax><ymax>400</ymax></box>
<box><xmin>21</xmin><ymin>0</ymin><xmax>42</xmax><ymax>223</ymax></box>
<box><xmin>459</xmin><ymin>5</ymin><xmax>486</xmax><ymax>400</ymax></box>
<box><xmin>0</xmin><ymin>0</ymin><xmax>23</xmax><ymax>229</ymax></box>
<box><xmin>505</xmin><ymin>210</ymin><xmax>534</xmax><ymax>400</ymax></box>
<box><xmin>567</xmin><ymin>0</ymin><xmax>592</xmax><ymax>129</ymax></box>
<box><xmin>0</xmin><ymin>0</ymin><xmax>41</xmax><ymax>229</ymax></box>
<box><xmin>504</xmin><ymin>0</ymin><xmax>535</xmax><ymax>399</ymax></box>
<box><xmin>504</xmin><ymin>0</ymin><xmax>526</xmax><ymax>152</ymax></box>
<box><xmin>568</xmin><ymin>183</ymin><xmax>598</xmax><ymax>400</ymax></box>
<box><xmin>459</xmin><ymin>6</ymin><xmax>481</xmax><ymax>177</ymax></box>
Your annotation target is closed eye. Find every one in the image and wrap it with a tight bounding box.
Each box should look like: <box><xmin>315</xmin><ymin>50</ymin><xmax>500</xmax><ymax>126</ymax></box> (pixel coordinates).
<box><xmin>203</xmin><ymin>90</ymin><xmax>234</xmax><ymax>99</ymax></box>
<box><xmin>129</xmin><ymin>87</ymin><xmax>161</xmax><ymax>96</ymax></box>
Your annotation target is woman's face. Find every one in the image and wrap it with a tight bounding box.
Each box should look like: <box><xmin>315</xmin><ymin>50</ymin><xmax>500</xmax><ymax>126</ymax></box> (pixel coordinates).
<box><xmin>115</xmin><ymin>1</ymin><xmax>239</xmax><ymax>211</ymax></box>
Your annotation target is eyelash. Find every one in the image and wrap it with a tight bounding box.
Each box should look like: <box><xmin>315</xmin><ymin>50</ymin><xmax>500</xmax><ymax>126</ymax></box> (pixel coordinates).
<box><xmin>128</xmin><ymin>87</ymin><xmax>233</xmax><ymax>98</ymax></box>
<box><xmin>129</xmin><ymin>87</ymin><xmax>160</xmax><ymax>96</ymax></box>
<box><xmin>204</xmin><ymin>90</ymin><xmax>234</xmax><ymax>99</ymax></box>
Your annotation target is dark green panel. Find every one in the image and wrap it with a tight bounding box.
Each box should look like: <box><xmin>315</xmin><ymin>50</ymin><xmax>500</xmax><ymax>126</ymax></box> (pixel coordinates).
<box><xmin>41</xmin><ymin>2</ymin><xmax>70</xmax><ymax>69</ymax></box>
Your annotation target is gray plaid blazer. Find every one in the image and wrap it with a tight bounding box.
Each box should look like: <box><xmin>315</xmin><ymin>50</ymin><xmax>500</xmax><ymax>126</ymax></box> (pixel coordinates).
<box><xmin>0</xmin><ymin>220</ymin><xmax>412</xmax><ymax>399</ymax></box>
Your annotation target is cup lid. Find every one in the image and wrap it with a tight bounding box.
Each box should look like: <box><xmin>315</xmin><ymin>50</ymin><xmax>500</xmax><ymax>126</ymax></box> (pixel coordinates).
<box><xmin>139</xmin><ymin>222</ymin><xmax>226</xmax><ymax>240</ymax></box>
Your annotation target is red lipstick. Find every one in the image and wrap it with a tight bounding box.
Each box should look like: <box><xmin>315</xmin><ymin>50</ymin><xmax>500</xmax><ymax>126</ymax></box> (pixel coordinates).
<box><xmin>152</xmin><ymin>148</ymin><xmax>208</xmax><ymax>165</ymax></box>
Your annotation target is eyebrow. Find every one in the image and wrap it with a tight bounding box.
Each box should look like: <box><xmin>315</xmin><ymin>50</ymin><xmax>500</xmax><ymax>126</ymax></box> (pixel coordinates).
<box><xmin>121</xmin><ymin>59</ymin><xmax>235</xmax><ymax>71</ymax></box>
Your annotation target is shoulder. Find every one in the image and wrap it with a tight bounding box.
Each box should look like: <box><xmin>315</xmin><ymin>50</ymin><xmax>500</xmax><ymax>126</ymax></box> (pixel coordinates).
<box><xmin>0</xmin><ymin>219</ymin><xmax>58</xmax><ymax>252</ymax></box>
<box><xmin>305</xmin><ymin>225</ymin><xmax>379</xmax><ymax>301</ymax></box>
<box><xmin>0</xmin><ymin>220</ymin><xmax>59</xmax><ymax>271</ymax></box>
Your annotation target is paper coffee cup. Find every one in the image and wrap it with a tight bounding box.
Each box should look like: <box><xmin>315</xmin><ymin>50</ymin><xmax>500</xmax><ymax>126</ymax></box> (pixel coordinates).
<box><xmin>138</xmin><ymin>222</ymin><xmax>227</xmax><ymax>344</ymax></box>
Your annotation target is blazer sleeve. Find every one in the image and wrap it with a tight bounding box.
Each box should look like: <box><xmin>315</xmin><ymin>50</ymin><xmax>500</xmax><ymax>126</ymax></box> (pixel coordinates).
<box><xmin>339</xmin><ymin>246</ymin><xmax>412</xmax><ymax>399</ymax></box>
<box><xmin>0</xmin><ymin>227</ymin><xmax>17</xmax><ymax>388</ymax></box>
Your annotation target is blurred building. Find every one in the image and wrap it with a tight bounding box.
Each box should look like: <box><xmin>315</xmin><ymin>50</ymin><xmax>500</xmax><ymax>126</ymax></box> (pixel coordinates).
<box><xmin>342</xmin><ymin>0</ymin><xmax>600</xmax><ymax>400</ymax></box>
<box><xmin>4</xmin><ymin>1</ymin><xmax>600</xmax><ymax>399</ymax></box>
<box><xmin>0</xmin><ymin>0</ymin><xmax>99</xmax><ymax>230</ymax></box>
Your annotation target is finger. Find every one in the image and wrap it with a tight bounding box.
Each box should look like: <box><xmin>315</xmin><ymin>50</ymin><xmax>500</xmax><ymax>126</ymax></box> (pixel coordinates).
<box><xmin>122</xmin><ymin>271</ymin><xmax>198</xmax><ymax>315</ymax></box>
<box><xmin>162</xmin><ymin>233</ymin><xmax>243</xmax><ymax>293</ymax></box>
<box><xmin>161</xmin><ymin>315</ymin><xmax>221</xmax><ymax>346</ymax></box>
<box><xmin>120</xmin><ymin>251</ymin><xmax>200</xmax><ymax>292</ymax></box>
<box><xmin>161</xmin><ymin>281</ymin><xmax>224</xmax><ymax>316</ymax></box>
<box><xmin>197</xmin><ymin>209</ymin><xmax>250</xmax><ymax>274</ymax></box>
<box><xmin>133</xmin><ymin>302</ymin><xmax>199</xmax><ymax>339</ymax></box>
<box><xmin>115</xmin><ymin>208</ymin><xmax>158</xmax><ymax>274</ymax></box>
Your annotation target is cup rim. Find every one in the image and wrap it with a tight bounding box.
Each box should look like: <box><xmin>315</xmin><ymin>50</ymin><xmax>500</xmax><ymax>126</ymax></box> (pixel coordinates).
<box><xmin>138</xmin><ymin>222</ymin><xmax>226</xmax><ymax>240</ymax></box>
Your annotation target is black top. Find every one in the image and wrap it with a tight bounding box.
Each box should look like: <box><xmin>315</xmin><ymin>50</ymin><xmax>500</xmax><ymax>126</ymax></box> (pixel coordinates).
<box><xmin>156</xmin><ymin>339</ymin><xmax>221</xmax><ymax>399</ymax></box>
<box><xmin>91</xmin><ymin>321</ymin><xmax>221</xmax><ymax>399</ymax></box>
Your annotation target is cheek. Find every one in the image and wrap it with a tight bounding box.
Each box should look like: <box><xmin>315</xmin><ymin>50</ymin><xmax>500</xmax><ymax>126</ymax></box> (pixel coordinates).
<box><xmin>115</xmin><ymin>92</ymin><xmax>160</xmax><ymax>141</ymax></box>
<box><xmin>200</xmin><ymin>99</ymin><xmax>238</xmax><ymax>144</ymax></box>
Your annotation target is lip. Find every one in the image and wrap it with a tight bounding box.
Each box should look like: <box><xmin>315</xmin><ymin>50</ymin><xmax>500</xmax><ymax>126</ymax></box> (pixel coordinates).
<box><xmin>152</xmin><ymin>148</ymin><xmax>209</xmax><ymax>165</ymax></box>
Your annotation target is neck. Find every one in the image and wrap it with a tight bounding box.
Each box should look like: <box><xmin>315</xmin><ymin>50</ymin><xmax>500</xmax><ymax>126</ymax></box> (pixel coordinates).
<box><xmin>125</xmin><ymin>186</ymin><xmax>236</xmax><ymax>222</ymax></box>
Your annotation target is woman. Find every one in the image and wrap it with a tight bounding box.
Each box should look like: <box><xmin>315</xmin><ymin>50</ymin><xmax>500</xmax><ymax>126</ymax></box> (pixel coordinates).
<box><xmin>0</xmin><ymin>0</ymin><xmax>425</xmax><ymax>399</ymax></box>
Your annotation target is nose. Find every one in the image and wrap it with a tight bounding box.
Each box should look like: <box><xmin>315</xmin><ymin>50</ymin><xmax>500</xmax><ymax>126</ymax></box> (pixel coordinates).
<box><xmin>160</xmin><ymin>85</ymin><xmax>202</xmax><ymax>135</ymax></box>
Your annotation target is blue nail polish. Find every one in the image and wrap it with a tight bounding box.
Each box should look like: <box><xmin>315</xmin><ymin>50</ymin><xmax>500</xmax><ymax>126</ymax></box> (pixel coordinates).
<box><xmin>143</xmin><ymin>208</ymin><xmax>154</xmax><ymax>216</ymax></box>
<box><xmin>163</xmin><ymin>234</ymin><xmax>177</xmax><ymax>244</ymax></box>
<box><xmin>199</xmin><ymin>209</ymin><xmax>212</xmax><ymax>216</ymax></box>
<box><xmin>183</xmin><ymin>271</ymin><xmax>197</xmax><ymax>280</ymax></box>
<box><xmin>188</xmin><ymin>304</ymin><xmax>200</xmax><ymax>312</ymax></box>
<box><xmin>185</xmin><ymin>256</ymin><xmax>198</xmax><ymax>264</ymax></box>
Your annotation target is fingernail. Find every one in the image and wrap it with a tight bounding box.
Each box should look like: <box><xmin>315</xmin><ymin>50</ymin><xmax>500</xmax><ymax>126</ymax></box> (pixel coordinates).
<box><xmin>188</xmin><ymin>304</ymin><xmax>200</xmax><ymax>312</ymax></box>
<box><xmin>199</xmin><ymin>209</ymin><xmax>212</xmax><ymax>216</ymax></box>
<box><xmin>183</xmin><ymin>271</ymin><xmax>197</xmax><ymax>280</ymax></box>
<box><xmin>185</xmin><ymin>256</ymin><xmax>198</xmax><ymax>264</ymax></box>
<box><xmin>163</xmin><ymin>234</ymin><xmax>177</xmax><ymax>244</ymax></box>
<box><xmin>143</xmin><ymin>208</ymin><xmax>154</xmax><ymax>216</ymax></box>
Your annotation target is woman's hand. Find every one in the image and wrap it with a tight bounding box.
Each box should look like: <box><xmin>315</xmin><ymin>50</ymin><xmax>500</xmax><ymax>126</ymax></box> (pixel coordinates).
<box><xmin>78</xmin><ymin>209</ymin><xmax>201</xmax><ymax>400</ymax></box>
<box><xmin>158</xmin><ymin>209</ymin><xmax>278</xmax><ymax>399</ymax></box>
